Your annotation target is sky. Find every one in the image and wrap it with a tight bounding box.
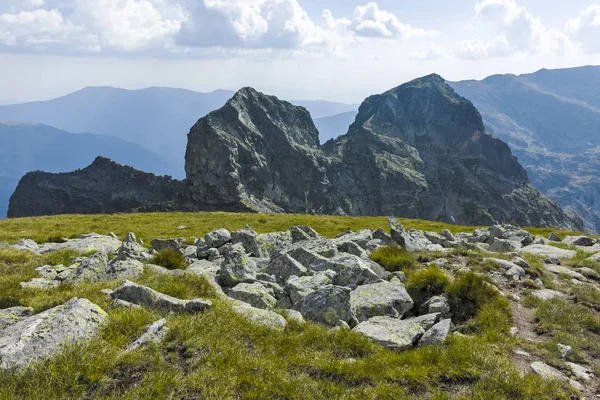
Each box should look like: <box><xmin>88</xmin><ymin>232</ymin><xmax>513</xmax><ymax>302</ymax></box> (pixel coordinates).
<box><xmin>0</xmin><ymin>0</ymin><xmax>600</xmax><ymax>104</ymax></box>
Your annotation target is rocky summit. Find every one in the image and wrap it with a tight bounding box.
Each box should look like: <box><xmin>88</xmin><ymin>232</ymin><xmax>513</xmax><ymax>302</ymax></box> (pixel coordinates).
<box><xmin>7</xmin><ymin>75</ymin><xmax>582</xmax><ymax>230</ymax></box>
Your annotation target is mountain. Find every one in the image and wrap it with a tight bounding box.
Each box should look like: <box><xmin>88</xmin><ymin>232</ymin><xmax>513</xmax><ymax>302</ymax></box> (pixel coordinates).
<box><xmin>184</xmin><ymin>76</ymin><xmax>579</xmax><ymax>229</ymax></box>
<box><xmin>8</xmin><ymin>157</ymin><xmax>184</xmax><ymax>218</ymax></box>
<box><xmin>0</xmin><ymin>87</ymin><xmax>358</xmax><ymax>177</ymax></box>
<box><xmin>314</xmin><ymin>111</ymin><xmax>358</xmax><ymax>143</ymax></box>
<box><xmin>0</xmin><ymin>122</ymin><xmax>174</xmax><ymax>218</ymax></box>
<box><xmin>450</xmin><ymin>65</ymin><xmax>600</xmax><ymax>232</ymax></box>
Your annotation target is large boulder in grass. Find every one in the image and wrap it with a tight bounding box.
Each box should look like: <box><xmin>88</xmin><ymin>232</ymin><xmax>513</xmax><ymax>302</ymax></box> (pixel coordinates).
<box><xmin>205</xmin><ymin>229</ymin><xmax>231</xmax><ymax>248</ymax></box>
<box><xmin>353</xmin><ymin>317</ymin><xmax>425</xmax><ymax>351</ymax></box>
<box><xmin>38</xmin><ymin>233</ymin><xmax>122</xmax><ymax>255</ymax></box>
<box><xmin>418</xmin><ymin>318</ymin><xmax>452</xmax><ymax>347</ymax></box>
<box><xmin>218</xmin><ymin>244</ymin><xmax>258</xmax><ymax>287</ymax></box>
<box><xmin>264</xmin><ymin>254</ymin><xmax>307</xmax><ymax>283</ymax></box>
<box><xmin>388</xmin><ymin>218</ymin><xmax>432</xmax><ymax>252</ymax></box>
<box><xmin>286</xmin><ymin>270</ymin><xmax>337</xmax><ymax>304</ymax></box>
<box><xmin>520</xmin><ymin>245</ymin><xmax>577</xmax><ymax>259</ymax></box>
<box><xmin>60</xmin><ymin>253</ymin><xmax>144</xmax><ymax>284</ymax></box>
<box><xmin>562</xmin><ymin>236</ymin><xmax>596</xmax><ymax>247</ymax></box>
<box><xmin>310</xmin><ymin>254</ymin><xmax>381</xmax><ymax>289</ymax></box>
<box><xmin>227</xmin><ymin>282</ymin><xmax>277</xmax><ymax>310</ymax></box>
<box><xmin>150</xmin><ymin>238</ymin><xmax>185</xmax><ymax>252</ymax></box>
<box><xmin>231</xmin><ymin>227</ymin><xmax>263</xmax><ymax>257</ymax></box>
<box><xmin>0</xmin><ymin>306</ymin><xmax>34</xmax><ymax>331</ymax></box>
<box><xmin>0</xmin><ymin>298</ymin><xmax>107</xmax><ymax>370</ymax></box>
<box><xmin>350</xmin><ymin>280</ymin><xmax>414</xmax><ymax>322</ymax></box>
<box><xmin>294</xmin><ymin>285</ymin><xmax>355</xmax><ymax>327</ymax></box>
<box><xmin>110</xmin><ymin>280</ymin><xmax>212</xmax><ymax>313</ymax></box>
<box><xmin>231</xmin><ymin>301</ymin><xmax>287</xmax><ymax>329</ymax></box>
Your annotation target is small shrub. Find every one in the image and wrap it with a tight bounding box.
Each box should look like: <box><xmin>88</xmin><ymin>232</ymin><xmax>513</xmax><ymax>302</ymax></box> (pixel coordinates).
<box><xmin>406</xmin><ymin>266</ymin><xmax>450</xmax><ymax>295</ymax></box>
<box><xmin>150</xmin><ymin>249</ymin><xmax>186</xmax><ymax>270</ymax></box>
<box><xmin>446</xmin><ymin>272</ymin><xmax>501</xmax><ymax>324</ymax></box>
<box><xmin>370</xmin><ymin>246</ymin><xmax>417</xmax><ymax>272</ymax></box>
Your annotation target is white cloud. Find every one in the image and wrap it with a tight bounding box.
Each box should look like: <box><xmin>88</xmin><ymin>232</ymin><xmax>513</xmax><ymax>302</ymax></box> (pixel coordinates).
<box><xmin>410</xmin><ymin>42</ymin><xmax>445</xmax><ymax>60</ymax></box>
<box><xmin>0</xmin><ymin>8</ymin><xmax>78</xmax><ymax>47</ymax></box>
<box><xmin>457</xmin><ymin>0</ymin><xmax>573</xmax><ymax>59</ymax></box>
<box><xmin>566</xmin><ymin>5</ymin><xmax>600</xmax><ymax>53</ymax></box>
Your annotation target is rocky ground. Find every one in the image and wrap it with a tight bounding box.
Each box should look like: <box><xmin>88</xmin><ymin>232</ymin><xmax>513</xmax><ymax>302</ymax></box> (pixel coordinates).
<box><xmin>0</xmin><ymin>218</ymin><xmax>599</xmax><ymax>398</ymax></box>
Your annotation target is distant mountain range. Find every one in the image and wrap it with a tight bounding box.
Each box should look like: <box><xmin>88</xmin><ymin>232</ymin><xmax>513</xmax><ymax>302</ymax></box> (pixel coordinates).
<box><xmin>450</xmin><ymin>65</ymin><xmax>600</xmax><ymax>232</ymax></box>
<box><xmin>0</xmin><ymin>87</ymin><xmax>358</xmax><ymax>178</ymax></box>
<box><xmin>0</xmin><ymin>122</ymin><xmax>171</xmax><ymax>218</ymax></box>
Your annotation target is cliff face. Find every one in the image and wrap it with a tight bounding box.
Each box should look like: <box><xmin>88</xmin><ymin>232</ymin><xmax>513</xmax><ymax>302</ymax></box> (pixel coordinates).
<box><xmin>8</xmin><ymin>157</ymin><xmax>184</xmax><ymax>217</ymax></box>
<box><xmin>185</xmin><ymin>75</ymin><xmax>581</xmax><ymax>230</ymax></box>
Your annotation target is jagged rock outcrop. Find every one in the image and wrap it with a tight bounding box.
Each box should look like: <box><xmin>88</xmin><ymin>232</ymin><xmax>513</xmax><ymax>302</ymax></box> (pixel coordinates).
<box><xmin>185</xmin><ymin>76</ymin><xmax>581</xmax><ymax>229</ymax></box>
<box><xmin>8</xmin><ymin>157</ymin><xmax>184</xmax><ymax>218</ymax></box>
<box><xmin>8</xmin><ymin>75</ymin><xmax>582</xmax><ymax>230</ymax></box>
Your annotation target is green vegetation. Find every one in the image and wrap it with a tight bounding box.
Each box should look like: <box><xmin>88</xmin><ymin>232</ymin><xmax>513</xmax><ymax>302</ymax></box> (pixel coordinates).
<box><xmin>369</xmin><ymin>246</ymin><xmax>417</xmax><ymax>272</ymax></box>
<box><xmin>406</xmin><ymin>266</ymin><xmax>450</xmax><ymax>296</ymax></box>
<box><xmin>149</xmin><ymin>249</ymin><xmax>187</xmax><ymax>270</ymax></box>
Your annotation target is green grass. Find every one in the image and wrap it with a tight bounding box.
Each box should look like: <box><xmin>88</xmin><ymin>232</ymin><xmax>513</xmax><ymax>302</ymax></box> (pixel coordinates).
<box><xmin>369</xmin><ymin>246</ymin><xmax>418</xmax><ymax>272</ymax></box>
<box><xmin>0</xmin><ymin>212</ymin><xmax>590</xmax><ymax>246</ymax></box>
<box><xmin>149</xmin><ymin>249</ymin><xmax>187</xmax><ymax>270</ymax></box>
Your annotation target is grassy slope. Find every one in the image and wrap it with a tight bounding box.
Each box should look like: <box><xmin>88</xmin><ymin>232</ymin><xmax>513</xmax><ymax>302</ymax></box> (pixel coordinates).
<box><xmin>0</xmin><ymin>212</ymin><xmax>586</xmax><ymax>245</ymax></box>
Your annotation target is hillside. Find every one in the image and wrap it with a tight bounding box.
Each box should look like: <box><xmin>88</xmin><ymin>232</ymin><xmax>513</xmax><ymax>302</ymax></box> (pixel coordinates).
<box><xmin>0</xmin><ymin>122</ymin><xmax>174</xmax><ymax>218</ymax></box>
<box><xmin>450</xmin><ymin>65</ymin><xmax>600</xmax><ymax>232</ymax></box>
<box><xmin>0</xmin><ymin>212</ymin><xmax>597</xmax><ymax>398</ymax></box>
<box><xmin>0</xmin><ymin>87</ymin><xmax>357</xmax><ymax>177</ymax></box>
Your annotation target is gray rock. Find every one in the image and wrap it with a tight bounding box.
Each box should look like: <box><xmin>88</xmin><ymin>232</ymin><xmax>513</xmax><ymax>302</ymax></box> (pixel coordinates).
<box><xmin>418</xmin><ymin>319</ymin><xmax>452</xmax><ymax>347</ymax></box>
<box><xmin>566</xmin><ymin>362</ymin><xmax>594</xmax><ymax>382</ymax></box>
<box><xmin>284</xmin><ymin>309</ymin><xmax>305</xmax><ymax>323</ymax></box>
<box><xmin>0</xmin><ymin>298</ymin><xmax>107</xmax><ymax>370</ymax></box>
<box><xmin>150</xmin><ymin>238</ymin><xmax>185</xmax><ymax>252</ymax></box>
<box><xmin>290</xmin><ymin>226</ymin><xmax>320</xmax><ymax>243</ymax></box>
<box><xmin>336</xmin><ymin>240</ymin><xmax>367</xmax><ymax>258</ymax></box>
<box><xmin>557</xmin><ymin>343</ymin><xmax>573</xmax><ymax>359</ymax></box>
<box><xmin>511</xmin><ymin>256</ymin><xmax>530</xmax><ymax>269</ymax></box>
<box><xmin>231</xmin><ymin>301</ymin><xmax>287</xmax><ymax>329</ymax></box>
<box><xmin>117</xmin><ymin>233</ymin><xmax>150</xmax><ymax>261</ymax></box>
<box><xmin>0</xmin><ymin>306</ymin><xmax>34</xmax><ymax>331</ymax></box>
<box><xmin>530</xmin><ymin>361</ymin><xmax>568</xmax><ymax>381</ymax></box>
<box><xmin>63</xmin><ymin>253</ymin><xmax>144</xmax><ymax>284</ymax></box>
<box><xmin>520</xmin><ymin>245</ymin><xmax>577</xmax><ymax>259</ymax></box>
<box><xmin>287</xmin><ymin>247</ymin><xmax>329</xmax><ymax>269</ymax></box>
<box><xmin>484</xmin><ymin>258</ymin><xmax>526</xmax><ymax>282</ymax></box>
<box><xmin>544</xmin><ymin>264</ymin><xmax>586</xmax><ymax>281</ymax></box>
<box><xmin>311</xmin><ymin>254</ymin><xmax>380</xmax><ymax>289</ymax></box>
<box><xmin>350</xmin><ymin>280</ymin><xmax>414</xmax><ymax>322</ymax></box>
<box><xmin>408</xmin><ymin>313</ymin><xmax>441</xmax><ymax>331</ymax></box>
<box><xmin>389</xmin><ymin>218</ymin><xmax>432</xmax><ymax>252</ymax></box>
<box><xmin>264</xmin><ymin>254</ymin><xmax>307</xmax><ymax>283</ymax></box>
<box><xmin>372</xmin><ymin>229</ymin><xmax>395</xmax><ymax>245</ymax></box>
<box><xmin>547</xmin><ymin>232</ymin><xmax>562</xmax><ymax>242</ymax></box>
<box><xmin>563</xmin><ymin>236</ymin><xmax>595</xmax><ymax>247</ymax></box>
<box><xmin>231</xmin><ymin>227</ymin><xmax>263</xmax><ymax>257</ymax></box>
<box><xmin>206</xmin><ymin>248</ymin><xmax>220</xmax><ymax>261</ymax></box>
<box><xmin>353</xmin><ymin>317</ymin><xmax>425</xmax><ymax>351</ymax></box>
<box><xmin>39</xmin><ymin>233</ymin><xmax>122</xmax><ymax>255</ymax></box>
<box><xmin>128</xmin><ymin>319</ymin><xmax>168</xmax><ymax>351</ymax></box>
<box><xmin>531</xmin><ymin>289</ymin><xmax>569</xmax><ymax>300</ymax></box>
<box><xmin>286</xmin><ymin>270</ymin><xmax>337</xmax><ymax>304</ymax></box>
<box><xmin>205</xmin><ymin>229</ymin><xmax>231</xmax><ymax>248</ymax></box>
<box><xmin>423</xmin><ymin>231</ymin><xmax>447</xmax><ymax>246</ymax></box>
<box><xmin>469</xmin><ymin>229</ymin><xmax>491</xmax><ymax>243</ymax></box>
<box><xmin>488</xmin><ymin>238</ymin><xmax>521</xmax><ymax>253</ymax></box>
<box><xmin>283</xmin><ymin>239</ymin><xmax>338</xmax><ymax>262</ymax></box>
<box><xmin>11</xmin><ymin>239</ymin><xmax>39</xmax><ymax>253</ymax></box>
<box><xmin>337</xmin><ymin>230</ymin><xmax>373</xmax><ymax>248</ymax></box>
<box><xmin>365</xmin><ymin>239</ymin><xmax>384</xmax><ymax>252</ymax></box>
<box><xmin>110</xmin><ymin>299</ymin><xmax>142</xmax><ymax>310</ymax></box>
<box><xmin>420</xmin><ymin>296</ymin><xmax>451</xmax><ymax>318</ymax></box>
<box><xmin>111</xmin><ymin>280</ymin><xmax>212</xmax><ymax>313</ymax></box>
<box><xmin>227</xmin><ymin>282</ymin><xmax>277</xmax><ymax>309</ymax></box>
<box><xmin>440</xmin><ymin>229</ymin><xmax>455</xmax><ymax>242</ymax></box>
<box><xmin>256</xmin><ymin>231</ymin><xmax>293</xmax><ymax>258</ymax></box>
<box><xmin>196</xmin><ymin>238</ymin><xmax>209</xmax><ymax>259</ymax></box>
<box><xmin>20</xmin><ymin>278</ymin><xmax>61</xmax><ymax>290</ymax></box>
<box><xmin>186</xmin><ymin>260</ymin><xmax>224</xmax><ymax>296</ymax></box>
<box><xmin>295</xmin><ymin>285</ymin><xmax>355</xmax><ymax>327</ymax></box>
<box><xmin>218</xmin><ymin>245</ymin><xmax>258</xmax><ymax>287</ymax></box>
<box><xmin>545</xmin><ymin>257</ymin><xmax>561</xmax><ymax>265</ymax></box>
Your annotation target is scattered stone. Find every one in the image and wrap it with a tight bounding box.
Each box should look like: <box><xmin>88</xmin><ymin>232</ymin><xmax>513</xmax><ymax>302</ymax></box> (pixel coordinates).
<box><xmin>0</xmin><ymin>306</ymin><xmax>34</xmax><ymax>331</ymax></box>
<box><xmin>420</xmin><ymin>296</ymin><xmax>451</xmax><ymax>318</ymax></box>
<box><xmin>408</xmin><ymin>313</ymin><xmax>441</xmax><ymax>330</ymax></box>
<box><xmin>440</xmin><ymin>229</ymin><xmax>455</xmax><ymax>242</ymax></box>
<box><xmin>350</xmin><ymin>280</ymin><xmax>414</xmax><ymax>322</ymax></box>
<box><xmin>290</xmin><ymin>226</ymin><xmax>320</xmax><ymax>243</ymax></box>
<box><xmin>311</xmin><ymin>254</ymin><xmax>380</xmax><ymax>289</ymax></box>
<box><xmin>531</xmin><ymin>289</ymin><xmax>568</xmax><ymax>301</ymax></box>
<box><xmin>514</xmin><ymin>349</ymin><xmax>531</xmax><ymax>357</ymax></box>
<box><xmin>11</xmin><ymin>239</ymin><xmax>39</xmax><ymax>253</ymax></box>
<box><xmin>39</xmin><ymin>233</ymin><xmax>122</xmax><ymax>255</ymax></box>
<box><xmin>545</xmin><ymin>257</ymin><xmax>561</xmax><ymax>265</ymax></box>
<box><xmin>547</xmin><ymin>232</ymin><xmax>562</xmax><ymax>242</ymax></box>
<box><xmin>110</xmin><ymin>299</ymin><xmax>142</xmax><ymax>310</ymax></box>
<box><xmin>264</xmin><ymin>254</ymin><xmax>307</xmax><ymax>283</ymax></box>
<box><xmin>566</xmin><ymin>362</ymin><xmax>594</xmax><ymax>382</ymax></box>
<box><xmin>520</xmin><ymin>245</ymin><xmax>577</xmax><ymax>259</ymax></box>
<box><xmin>111</xmin><ymin>280</ymin><xmax>212</xmax><ymax>313</ymax></box>
<box><xmin>128</xmin><ymin>319</ymin><xmax>168</xmax><ymax>351</ymax></box>
<box><xmin>227</xmin><ymin>282</ymin><xmax>277</xmax><ymax>310</ymax></box>
<box><xmin>418</xmin><ymin>319</ymin><xmax>452</xmax><ymax>347</ymax></box>
<box><xmin>530</xmin><ymin>361</ymin><xmax>568</xmax><ymax>381</ymax></box>
<box><xmin>336</xmin><ymin>240</ymin><xmax>367</xmax><ymax>258</ymax></box>
<box><xmin>488</xmin><ymin>238</ymin><xmax>521</xmax><ymax>253</ymax></box>
<box><xmin>0</xmin><ymin>298</ymin><xmax>107</xmax><ymax>370</ymax></box>
<box><xmin>353</xmin><ymin>316</ymin><xmax>425</xmax><ymax>351</ymax></box>
<box><xmin>544</xmin><ymin>264</ymin><xmax>586</xmax><ymax>281</ymax></box>
<box><xmin>218</xmin><ymin>244</ymin><xmax>258</xmax><ymax>287</ymax></box>
<box><xmin>510</xmin><ymin>327</ymin><xmax>519</xmax><ymax>336</ymax></box>
<box><xmin>150</xmin><ymin>238</ymin><xmax>185</xmax><ymax>252</ymax></box>
<box><xmin>294</xmin><ymin>285</ymin><xmax>355</xmax><ymax>327</ymax></box>
<box><xmin>284</xmin><ymin>310</ymin><xmax>305</xmax><ymax>323</ymax></box>
<box><xmin>286</xmin><ymin>270</ymin><xmax>337</xmax><ymax>304</ymax></box>
<box><xmin>20</xmin><ymin>278</ymin><xmax>60</xmax><ymax>290</ymax></box>
<box><xmin>205</xmin><ymin>229</ymin><xmax>231</xmax><ymax>248</ymax></box>
<box><xmin>557</xmin><ymin>344</ymin><xmax>573</xmax><ymax>359</ymax></box>
<box><xmin>231</xmin><ymin>301</ymin><xmax>287</xmax><ymax>329</ymax></box>
<box><xmin>389</xmin><ymin>218</ymin><xmax>433</xmax><ymax>252</ymax></box>
<box><xmin>511</xmin><ymin>256</ymin><xmax>530</xmax><ymax>269</ymax></box>
<box><xmin>372</xmin><ymin>229</ymin><xmax>395</xmax><ymax>246</ymax></box>
<box><xmin>231</xmin><ymin>227</ymin><xmax>263</xmax><ymax>257</ymax></box>
<box><xmin>563</xmin><ymin>236</ymin><xmax>596</xmax><ymax>247</ymax></box>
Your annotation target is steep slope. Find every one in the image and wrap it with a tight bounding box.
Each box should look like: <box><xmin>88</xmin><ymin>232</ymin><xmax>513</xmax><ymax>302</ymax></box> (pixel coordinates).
<box><xmin>185</xmin><ymin>77</ymin><xmax>580</xmax><ymax>229</ymax></box>
<box><xmin>0</xmin><ymin>87</ymin><xmax>357</xmax><ymax>177</ymax></box>
<box><xmin>8</xmin><ymin>157</ymin><xmax>184</xmax><ymax>217</ymax></box>
<box><xmin>315</xmin><ymin>111</ymin><xmax>358</xmax><ymax>143</ymax></box>
<box><xmin>450</xmin><ymin>65</ymin><xmax>600</xmax><ymax>232</ymax></box>
<box><xmin>0</xmin><ymin>122</ymin><xmax>173</xmax><ymax>218</ymax></box>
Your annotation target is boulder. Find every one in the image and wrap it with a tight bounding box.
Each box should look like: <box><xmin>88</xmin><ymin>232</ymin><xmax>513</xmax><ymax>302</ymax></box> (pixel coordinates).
<box><xmin>231</xmin><ymin>301</ymin><xmax>287</xmax><ymax>329</ymax></box>
<box><xmin>20</xmin><ymin>278</ymin><xmax>60</xmax><ymax>290</ymax></box>
<box><xmin>531</xmin><ymin>289</ymin><xmax>569</xmax><ymax>301</ymax></box>
<box><xmin>547</xmin><ymin>232</ymin><xmax>562</xmax><ymax>242</ymax></box>
<box><xmin>336</xmin><ymin>230</ymin><xmax>373</xmax><ymax>248</ymax></box>
<box><xmin>484</xmin><ymin>258</ymin><xmax>526</xmax><ymax>282</ymax></box>
<box><xmin>566</xmin><ymin>362</ymin><xmax>594</xmax><ymax>382</ymax></box>
<box><xmin>294</xmin><ymin>285</ymin><xmax>355</xmax><ymax>327</ymax></box>
<box><xmin>420</xmin><ymin>296</ymin><xmax>451</xmax><ymax>318</ymax></box>
<box><xmin>62</xmin><ymin>253</ymin><xmax>144</xmax><ymax>284</ymax></box>
<box><xmin>544</xmin><ymin>264</ymin><xmax>586</xmax><ymax>281</ymax></box>
<box><xmin>520</xmin><ymin>245</ymin><xmax>577</xmax><ymax>259</ymax></box>
<box><xmin>0</xmin><ymin>306</ymin><xmax>34</xmax><ymax>331</ymax></box>
<box><xmin>418</xmin><ymin>319</ymin><xmax>452</xmax><ymax>347</ymax></box>
<box><xmin>336</xmin><ymin>241</ymin><xmax>367</xmax><ymax>258</ymax></box>
<box><xmin>440</xmin><ymin>230</ymin><xmax>455</xmax><ymax>242</ymax></box>
<box><xmin>264</xmin><ymin>254</ymin><xmax>307</xmax><ymax>283</ymax></box>
<box><xmin>530</xmin><ymin>361</ymin><xmax>568</xmax><ymax>381</ymax></box>
<box><xmin>11</xmin><ymin>239</ymin><xmax>39</xmax><ymax>253</ymax></box>
<box><xmin>127</xmin><ymin>319</ymin><xmax>168</xmax><ymax>351</ymax></box>
<box><xmin>231</xmin><ymin>227</ymin><xmax>263</xmax><ymax>257</ymax></box>
<box><xmin>286</xmin><ymin>270</ymin><xmax>337</xmax><ymax>304</ymax></box>
<box><xmin>488</xmin><ymin>238</ymin><xmax>521</xmax><ymax>253</ymax></box>
<box><xmin>150</xmin><ymin>238</ymin><xmax>185</xmax><ymax>252</ymax></box>
<box><xmin>227</xmin><ymin>282</ymin><xmax>277</xmax><ymax>309</ymax></box>
<box><xmin>111</xmin><ymin>280</ymin><xmax>212</xmax><ymax>313</ymax></box>
<box><xmin>256</xmin><ymin>231</ymin><xmax>293</xmax><ymax>257</ymax></box>
<box><xmin>353</xmin><ymin>317</ymin><xmax>425</xmax><ymax>351</ymax></box>
<box><xmin>408</xmin><ymin>313</ymin><xmax>441</xmax><ymax>331</ymax></box>
<box><xmin>218</xmin><ymin>244</ymin><xmax>258</xmax><ymax>287</ymax></box>
<box><xmin>311</xmin><ymin>254</ymin><xmax>381</xmax><ymax>289</ymax></box>
<box><xmin>372</xmin><ymin>229</ymin><xmax>395</xmax><ymax>246</ymax></box>
<box><xmin>290</xmin><ymin>226</ymin><xmax>320</xmax><ymax>243</ymax></box>
<box><xmin>389</xmin><ymin>218</ymin><xmax>432</xmax><ymax>252</ymax></box>
<box><xmin>205</xmin><ymin>229</ymin><xmax>231</xmax><ymax>248</ymax></box>
<box><xmin>563</xmin><ymin>236</ymin><xmax>596</xmax><ymax>247</ymax></box>
<box><xmin>38</xmin><ymin>233</ymin><xmax>122</xmax><ymax>255</ymax></box>
<box><xmin>117</xmin><ymin>233</ymin><xmax>150</xmax><ymax>261</ymax></box>
<box><xmin>0</xmin><ymin>298</ymin><xmax>107</xmax><ymax>370</ymax></box>
<box><xmin>350</xmin><ymin>281</ymin><xmax>414</xmax><ymax>322</ymax></box>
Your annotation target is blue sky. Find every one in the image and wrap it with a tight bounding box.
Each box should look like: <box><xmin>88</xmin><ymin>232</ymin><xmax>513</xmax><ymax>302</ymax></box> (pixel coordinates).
<box><xmin>0</xmin><ymin>0</ymin><xmax>599</xmax><ymax>104</ymax></box>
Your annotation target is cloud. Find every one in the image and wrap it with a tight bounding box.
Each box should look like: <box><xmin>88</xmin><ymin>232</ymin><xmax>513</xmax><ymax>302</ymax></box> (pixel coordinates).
<box><xmin>410</xmin><ymin>42</ymin><xmax>445</xmax><ymax>60</ymax></box>
<box><xmin>457</xmin><ymin>0</ymin><xmax>573</xmax><ymax>59</ymax></box>
<box><xmin>566</xmin><ymin>5</ymin><xmax>600</xmax><ymax>53</ymax></box>
<box><xmin>324</xmin><ymin>2</ymin><xmax>437</xmax><ymax>39</ymax></box>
